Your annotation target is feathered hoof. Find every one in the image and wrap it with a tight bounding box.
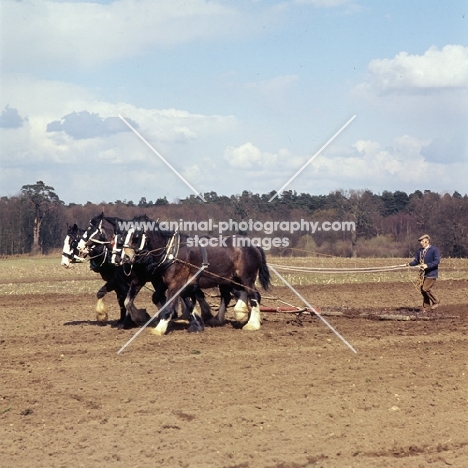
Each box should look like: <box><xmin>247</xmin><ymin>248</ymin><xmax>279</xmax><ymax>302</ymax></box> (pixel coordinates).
<box><xmin>242</xmin><ymin>321</ymin><xmax>261</xmax><ymax>331</ymax></box>
<box><xmin>96</xmin><ymin>311</ymin><xmax>108</xmax><ymax>322</ymax></box>
<box><xmin>187</xmin><ymin>321</ymin><xmax>205</xmax><ymax>333</ymax></box>
<box><xmin>150</xmin><ymin>318</ymin><xmax>169</xmax><ymax>336</ymax></box>
<box><xmin>205</xmin><ymin>317</ymin><xmax>224</xmax><ymax>327</ymax></box>
<box><xmin>95</xmin><ymin>298</ymin><xmax>108</xmax><ymax>322</ymax></box>
<box><xmin>234</xmin><ymin>312</ymin><xmax>248</xmax><ymax>322</ymax></box>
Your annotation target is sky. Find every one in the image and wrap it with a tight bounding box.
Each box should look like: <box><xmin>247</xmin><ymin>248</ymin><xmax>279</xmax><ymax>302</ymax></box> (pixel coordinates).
<box><xmin>1</xmin><ymin>0</ymin><xmax>467</xmax><ymax>205</ymax></box>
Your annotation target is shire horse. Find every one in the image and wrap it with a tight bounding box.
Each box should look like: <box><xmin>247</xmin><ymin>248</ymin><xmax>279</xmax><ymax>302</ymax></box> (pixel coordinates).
<box><xmin>61</xmin><ymin>223</ymin><xmax>153</xmax><ymax>327</ymax></box>
<box><xmin>76</xmin><ymin>215</ymin><xmax>216</xmax><ymax>331</ymax></box>
<box><xmin>79</xmin><ymin>213</ymin><xmax>271</xmax><ymax>335</ymax></box>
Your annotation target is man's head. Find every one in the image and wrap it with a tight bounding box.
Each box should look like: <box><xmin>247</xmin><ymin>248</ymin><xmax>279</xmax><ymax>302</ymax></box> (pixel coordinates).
<box><xmin>418</xmin><ymin>234</ymin><xmax>430</xmax><ymax>247</ymax></box>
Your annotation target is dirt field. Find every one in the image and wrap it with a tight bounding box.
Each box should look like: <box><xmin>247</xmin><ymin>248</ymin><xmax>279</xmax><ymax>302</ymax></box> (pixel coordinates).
<box><xmin>1</xmin><ymin>257</ymin><xmax>468</xmax><ymax>467</ymax></box>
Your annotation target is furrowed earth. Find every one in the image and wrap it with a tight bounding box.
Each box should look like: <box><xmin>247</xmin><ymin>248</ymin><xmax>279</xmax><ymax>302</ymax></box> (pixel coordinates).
<box><xmin>1</xmin><ymin>257</ymin><xmax>467</xmax><ymax>467</ymax></box>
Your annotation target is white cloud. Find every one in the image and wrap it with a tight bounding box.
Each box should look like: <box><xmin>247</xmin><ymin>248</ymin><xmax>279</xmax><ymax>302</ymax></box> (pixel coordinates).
<box><xmin>312</xmin><ymin>135</ymin><xmax>431</xmax><ymax>185</ymax></box>
<box><xmin>352</xmin><ymin>140</ymin><xmax>380</xmax><ymax>155</ymax></box>
<box><xmin>1</xmin><ymin>0</ymin><xmax>245</xmax><ymax>69</ymax></box>
<box><xmin>353</xmin><ymin>45</ymin><xmax>468</xmax><ymax>152</ymax></box>
<box><xmin>362</xmin><ymin>45</ymin><xmax>468</xmax><ymax>93</ymax></box>
<box><xmin>0</xmin><ymin>73</ymin><xmax>238</xmax><ymax>155</ymax></box>
<box><xmin>224</xmin><ymin>142</ymin><xmax>277</xmax><ymax>169</ymax></box>
<box><xmin>0</xmin><ymin>74</ymin><xmax>242</xmax><ymax>201</ymax></box>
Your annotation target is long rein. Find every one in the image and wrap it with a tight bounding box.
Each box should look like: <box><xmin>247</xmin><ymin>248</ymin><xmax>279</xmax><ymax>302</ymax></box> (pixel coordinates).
<box><xmin>120</xmin><ymin>237</ymin><xmax>425</xmax><ymax>295</ymax></box>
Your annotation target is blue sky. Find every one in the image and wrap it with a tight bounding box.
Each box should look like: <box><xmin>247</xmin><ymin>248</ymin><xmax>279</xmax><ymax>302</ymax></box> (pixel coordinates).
<box><xmin>1</xmin><ymin>0</ymin><xmax>467</xmax><ymax>204</ymax></box>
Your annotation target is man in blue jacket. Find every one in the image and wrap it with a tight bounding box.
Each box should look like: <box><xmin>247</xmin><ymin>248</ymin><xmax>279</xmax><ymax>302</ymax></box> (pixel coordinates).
<box><xmin>406</xmin><ymin>234</ymin><xmax>441</xmax><ymax>312</ymax></box>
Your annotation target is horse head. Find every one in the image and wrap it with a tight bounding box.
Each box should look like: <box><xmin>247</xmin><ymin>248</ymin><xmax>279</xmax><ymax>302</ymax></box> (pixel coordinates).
<box><xmin>61</xmin><ymin>223</ymin><xmax>86</xmax><ymax>268</ymax></box>
<box><xmin>77</xmin><ymin>214</ymin><xmax>118</xmax><ymax>269</ymax></box>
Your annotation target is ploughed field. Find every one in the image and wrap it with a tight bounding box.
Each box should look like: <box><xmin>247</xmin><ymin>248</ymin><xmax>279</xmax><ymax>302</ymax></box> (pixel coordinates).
<box><xmin>1</xmin><ymin>256</ymin><xmax>468</xmax><ymax>467</ymax></box>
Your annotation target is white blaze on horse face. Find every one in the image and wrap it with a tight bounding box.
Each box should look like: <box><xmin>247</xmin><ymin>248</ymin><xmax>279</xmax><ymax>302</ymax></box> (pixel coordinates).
<box><xmin>61</xmin><ymin>235</ymin><xmax>71</xmax><ymax>268</ymax></box>
<box><xmin>77</xmin><ymin>238</ymin><xmax>88</xmax><ymax>255</ymax></box>
<box><xmin>76</xmin><ymin>228</ymin><xmax>91</xmax><ymax>256</ymax></box>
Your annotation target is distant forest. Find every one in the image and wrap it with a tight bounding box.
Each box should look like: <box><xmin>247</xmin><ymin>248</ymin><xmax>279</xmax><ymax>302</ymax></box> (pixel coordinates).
<box><xmin>1</xmin><ymin>181</ymin><xmax>468</xmax><ymax>258</ymax></box>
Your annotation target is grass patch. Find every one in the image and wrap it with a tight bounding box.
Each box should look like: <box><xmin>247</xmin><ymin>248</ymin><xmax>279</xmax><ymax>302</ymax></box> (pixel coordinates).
<box><xmin>1</xmin><ymin>254</ymin><xmax>467</xmax><ymax>295</ymax></box>
<box><xmin>0</xmin><ymin>255</ymin><xmax>99</xmax><ymax>295</ymax></box>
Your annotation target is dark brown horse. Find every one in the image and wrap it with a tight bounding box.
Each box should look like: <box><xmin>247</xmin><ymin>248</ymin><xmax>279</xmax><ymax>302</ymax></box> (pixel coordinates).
<box><xmin>120</xmin><ymin>217</ymin><xmax>271</xmax><ymax>335</ymax></box>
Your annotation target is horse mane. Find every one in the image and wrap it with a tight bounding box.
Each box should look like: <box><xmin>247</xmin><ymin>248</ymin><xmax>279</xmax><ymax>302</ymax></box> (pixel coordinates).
<box><xmin>88</xmin><ymin>212</ymin><xmax>184</xmax><ymax>240</ymax></box>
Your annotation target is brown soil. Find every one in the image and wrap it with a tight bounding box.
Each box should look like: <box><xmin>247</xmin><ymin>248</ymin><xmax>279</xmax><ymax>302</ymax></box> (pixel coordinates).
<box><xmin>1</xmin><ymin>280</ymin><xmax>468</xmax><ymax>467</ymax></box>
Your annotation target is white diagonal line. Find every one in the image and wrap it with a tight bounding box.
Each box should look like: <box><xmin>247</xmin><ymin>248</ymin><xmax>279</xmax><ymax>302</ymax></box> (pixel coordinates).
<box><xmin>268</xmin><ymin>115</ymin><xmax>356</xmax><ymax>202</ymax></box>
<box><xmin>118</xmin><ymin>115</ymin><xmax>206</xmax><ymax>202</ymax></box>
<box><xmin>117</xmin><ymin>265</ymin><xmax>208</xmax><ymax>354</ymax></box>
<box><xmin>269</xmin><ymin>265</ymin><xmax>357</xmax><ymax>353</ymax></box>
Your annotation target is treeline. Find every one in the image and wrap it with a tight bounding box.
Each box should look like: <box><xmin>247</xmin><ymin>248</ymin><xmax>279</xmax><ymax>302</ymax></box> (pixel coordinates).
<box><xmin>1</xmin><ymin>181</ymin><xmax>468</xmax><ymax>258</ymax></box>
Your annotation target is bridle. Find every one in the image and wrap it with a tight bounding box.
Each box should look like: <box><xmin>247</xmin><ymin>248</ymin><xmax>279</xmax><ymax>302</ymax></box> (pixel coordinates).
<box><xmin>87</xmin><ymin>242</ymin><xmax>109</xmax><ymax>269</ymax></box>
<box><xmin>77</xmin><ymin>221</ymin><xmax>113</xmax><ymax>269</ymax></box>
<box><xmin>78</xmin><ymin>221</ymin><xmax>111</xmax><ymax>252</ymax></box>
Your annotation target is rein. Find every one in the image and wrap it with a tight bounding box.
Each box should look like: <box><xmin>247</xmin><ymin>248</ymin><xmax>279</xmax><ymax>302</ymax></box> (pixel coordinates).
<box><xmin>267</xmin><ymin>263</ymin><xmax>413</xmax><ymax>274</ymax></box>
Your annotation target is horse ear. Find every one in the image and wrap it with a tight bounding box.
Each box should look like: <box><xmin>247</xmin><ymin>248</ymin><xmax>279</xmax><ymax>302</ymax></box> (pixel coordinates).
<box><xmin>72</xmin><ymin>223</ymin><xmax>78</xmax><ymax>232</ymax></box>
<box><xmin>100</xmin><ymin>212</ymin><xmax>104</xmax><ymax>219</ymax></box>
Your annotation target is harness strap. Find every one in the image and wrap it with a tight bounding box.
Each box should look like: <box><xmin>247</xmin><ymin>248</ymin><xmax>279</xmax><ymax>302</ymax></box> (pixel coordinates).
<box><xmin>138</xmin><ymin>233</ymin><xmax>146</xmax><ymax>251</ymax></box>
<box><xmin>123</xmin><ymin>228</ymin><xmax>135</xmax><ymax>248</ymax></box>
<box><xmin>146</xmin><ymin>232</ymin><xmax>181</xmax><ymax>272</ymax></box>
<box><xmin>162</xmin><ymin>232</ymin><xmax>180</xmax><ymax>265</ymax></box>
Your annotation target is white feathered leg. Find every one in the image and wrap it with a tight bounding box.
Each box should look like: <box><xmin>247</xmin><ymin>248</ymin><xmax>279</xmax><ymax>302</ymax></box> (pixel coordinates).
<box><xmin>233</xmin><ymin>290</ymin><xmax>249</xmax><ymax>321</ymax></box>
<box><xmin>95</xmin><ymin>298</ymin><xmax>108</xmax><ymax>322</ymax></box>
<box><xmin>242</xmin><ymin>301</ymin><xmax>261</xmax><ymax>331</ymax></box>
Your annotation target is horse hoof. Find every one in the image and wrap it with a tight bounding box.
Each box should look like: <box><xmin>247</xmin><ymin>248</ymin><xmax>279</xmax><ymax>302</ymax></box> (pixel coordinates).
<box><xmin>242</xmin><ymin>322</ymin><xmax>261</xmax><ymax>331</ymax></box>
<box><xmin>150</xmin><ymin>328</ymin><xmax>165</xmax><ymax>336</ymax></box>
<box><xmin>205</xmin><ymin>318</ymin><xmax>223</xmax><ymax>327</ymax></box>
<box><xmin>120</xmin><ymin>319</ymin><xmax>137</xmax><ymax>330</ymax></box>
<box><xmin>96</xmin><ymin>311</ymin><xmax>108</xmax><ymax>322</ymax></box>
<box><xmin>187</xmin><ymin>323</ymin><xmax>205</xmax><ymax>333</ymax></box>
<box><xmin>96</xmin><ymin>298</ymin><xmax>107</xmax><ymax>322</ymax></box>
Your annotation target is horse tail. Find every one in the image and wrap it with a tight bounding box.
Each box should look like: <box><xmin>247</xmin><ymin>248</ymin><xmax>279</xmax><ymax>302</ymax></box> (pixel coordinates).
<box><xmin>257</xmin><ymin>247</ymin><xmax>271</xmax><ymax>291</ymax></box>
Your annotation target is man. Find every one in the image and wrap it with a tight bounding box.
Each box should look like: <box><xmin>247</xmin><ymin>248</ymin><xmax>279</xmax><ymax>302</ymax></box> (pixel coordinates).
<box><xmin>406</xmin><ymin>234</ymin><xmax>441</xmax><ymax>312</ymax></box>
